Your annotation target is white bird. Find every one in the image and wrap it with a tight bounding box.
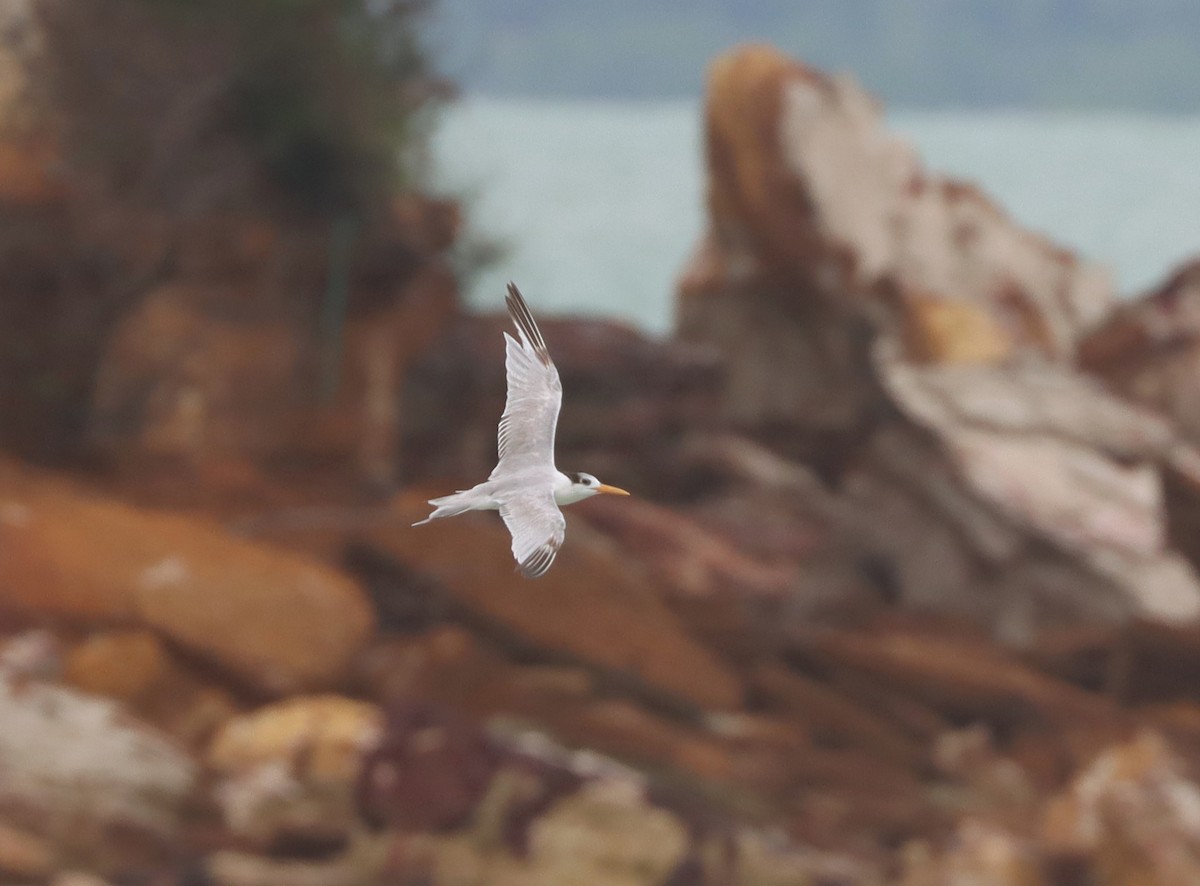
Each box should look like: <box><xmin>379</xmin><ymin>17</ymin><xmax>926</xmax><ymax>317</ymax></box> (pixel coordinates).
<box><xmin>413</xmin><ymin>283</ymin><xmax>630</xmax><ymax>577</ymax></box>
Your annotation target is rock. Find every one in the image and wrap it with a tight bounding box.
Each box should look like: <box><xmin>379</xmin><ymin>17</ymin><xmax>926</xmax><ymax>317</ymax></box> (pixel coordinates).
<box><xmin>362</xmin><ymin>492</ymin><xmax>743</xmax><ymax>712</ymax></box>
<box><xmin>1042</xmin><ymin>731</ymin><xmax>1200</xmax><ymax>883</ymax></box>
<box><xmin>400</xmin><ymin>312</ymin><xmax>723</xmax><ymax>497</ymax></box>
<box><xmin>422</xmin><ymin>779</ymin><xmax>688</xmax><ymax>886</ymax></box>
<box><xmin>358</xmin><ymin>698</ymin><xmax>502</xmax><ymax>833</ymax></box>
<box><xmin>0</xmin><ymin>820</ymin><xmax>54</xmax><ymax>880</ymax></box>
<box><xmin>209</xmin><ymin>695</ymin><xmax>383</xmax><ymax>783</ymax></box>
<box><xmin>750</xmin><ymin>662</ymin><xmax>926</xmax><ymax>767</ymax></box>
<box><xmin>565</xmin><ymin>700</ymin><xmax>734</xmax><ymax>782</ymax></box>
<box><xmin>0</xmin><ymin>462</ymin><xmax>375</xmax><ymax>694</ymax></box>
<box><xmin>89</xmin><ymin>258</ymin><xmax>458</xmax><ymax>487</ymax></box>
<box><xmin>208</xmin><ymin>696</ymin><xmax>383</xmax><ymax>848</ymax></box>
<box><xmin>64</xmin><ymin>629</ymin><xmax>236</xmax><ymax>745</ymax></box>
<box><xmin>0</xmin><ymin>627</ymin><xmax>63</xmax><ymax>680</ymax></box>
<box><xmin>51</xmin><ymin>875</ymin><xmax>114</xmax><ymax>886</ymax></box>
<box><xmin>576</xmin><ymin>495</ymin><xmax>796</xmax><ymax>599</ymax></box>
<box><xmin>207</xmin><ymin>839</ymin><xmax>391</xmax><ymax>886</ymax></box>
<box><xmin>680</xmin><ymin>44</ymin><xmax>1111</xmax><ymax>435</ymax></box>
<box><xmin>0</xmin><ymin>139</ymin><xmax>68</xmax><ymax>205</ymax></box>
<box><xmin>669</xmin><ymin>44</ymin><xmax>1200</xmax><ymax>637</ymax></box>
<box><xmin>521</xmin><ymin>780</ymin><xmax>688</xmax><ymax>886</ymax></box>
<box><xmin>900</xmin><ymin>821</ymin><xmax>1044</xmax><ymax>886</ymax></box>
<box><xmin>0</xmin><ymin>672</ymin><xmax>196</xmax><ymax>870</ymax></box>
<box><xmin>874</xmin><ymin>360</ymin><xmax>1200</xmax><ymax>628</ymax></box>
<box><xmin>803</xmin><ymin>625</ymin><xmax>1120</xmax><ymax>731</ymax></box>
<box><xmin>903</xmin><ymin>293</ymin><xmax>1014</xmax><ymax>365</ymax></box>
<box><xmin>1080</xmin><ymin>259</ymin><xmax>1200</xmax><ymax>443</ymax></box>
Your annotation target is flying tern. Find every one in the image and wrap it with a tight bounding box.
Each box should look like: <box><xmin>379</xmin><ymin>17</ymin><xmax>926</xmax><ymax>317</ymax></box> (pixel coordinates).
<box><xmin>414</xmin><ymin>283</ymin><xmax>630</xmax><ymax>577</ymax></box>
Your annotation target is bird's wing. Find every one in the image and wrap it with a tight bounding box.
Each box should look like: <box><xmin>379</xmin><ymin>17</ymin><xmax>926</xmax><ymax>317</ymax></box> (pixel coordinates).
<box><xmin>491</xmin><ymin>283</ymin><xmax>563</xmax><ymax>477</ymax></box>
<box><xmin>499</xmin><ymin>489</ymin><xmax>566</xmax><ymax>578</ymax></box>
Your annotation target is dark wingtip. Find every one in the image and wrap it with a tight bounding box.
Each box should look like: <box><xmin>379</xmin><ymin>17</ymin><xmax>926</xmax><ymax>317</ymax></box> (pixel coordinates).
<box><xmin>504</xmin><ymin>282</ymin><xmax>551</xmax><ymax>366</ymax></box>
<box><xmin>517</xmin><ymin>541</ymin><xmax>558</xmax><ymax>578</ymax></box>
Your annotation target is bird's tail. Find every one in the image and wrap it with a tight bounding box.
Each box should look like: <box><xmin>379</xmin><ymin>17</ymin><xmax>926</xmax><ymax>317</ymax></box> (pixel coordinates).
<box><xmin>411</xmin><ymin>489</ymin><xmax>480</xmax><ymax>526</ymax></box>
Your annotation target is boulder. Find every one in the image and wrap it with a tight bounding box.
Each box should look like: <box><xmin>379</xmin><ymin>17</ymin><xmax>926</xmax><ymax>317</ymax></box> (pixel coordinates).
<box><xmin>208</xmin><ymin>696</ymin><xmax>383</xmax><ymax>847</ymax></box>
<box><xmin>64</xmin><ymin>629</ymin><xmax>236</xmax><ymax>745</ymax></box>
<box><xmin>0</xmin><ymin>672</ymin><xmax>197</xmax><ymax>870</ymax></box>
<box><xmin>0</xmin><ymin>461</ymin><xmax>375</xmax><ymax>693</ymax></box>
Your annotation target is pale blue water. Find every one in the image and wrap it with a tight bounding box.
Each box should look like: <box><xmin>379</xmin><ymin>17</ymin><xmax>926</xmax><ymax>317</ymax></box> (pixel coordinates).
<box><xmin>433</xmin><ymin>98</ymin><xmax>1200</xmax><ymax>336</ymax></box>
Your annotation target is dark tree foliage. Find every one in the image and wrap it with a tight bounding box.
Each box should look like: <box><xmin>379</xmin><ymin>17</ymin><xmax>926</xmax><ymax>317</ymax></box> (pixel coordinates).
<box><xmin>0</xmin><ymin>1</ymin><xmax>452</xmax><ymax>463</ymax></box>
<box><xmin>30</xmin><ymin>0</ymin><xmax>450</xmax><ymax>216</ymax></box>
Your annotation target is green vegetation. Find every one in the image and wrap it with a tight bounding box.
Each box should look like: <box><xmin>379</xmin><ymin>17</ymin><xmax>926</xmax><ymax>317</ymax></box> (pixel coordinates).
<box><xmin>432</xmin><ymin>0</ymin><xmax>1200</xmax><ymax>111</ymax></box>
<box><xmin>31</xmin><ymin>0</ymin><xmax>448</xmax><ymax>215</ymax></box>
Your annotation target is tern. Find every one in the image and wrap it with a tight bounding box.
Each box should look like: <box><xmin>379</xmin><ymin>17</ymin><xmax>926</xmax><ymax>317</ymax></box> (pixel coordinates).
<box><xmin>414</xmin><ymin>283</ymin><xmax>630</xmax><ymax>577</ymax></box>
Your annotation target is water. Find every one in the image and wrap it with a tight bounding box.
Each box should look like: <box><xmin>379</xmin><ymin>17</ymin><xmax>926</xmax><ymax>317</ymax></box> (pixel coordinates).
<box><xmin>433</xmin><ymin>98</ymin><xmax>1200</xmax><ymax>336</ymax></box>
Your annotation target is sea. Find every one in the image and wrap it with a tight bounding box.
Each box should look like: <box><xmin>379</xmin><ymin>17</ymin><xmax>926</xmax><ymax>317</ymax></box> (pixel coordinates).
<box><xmin>432</xmin><ymin>98</ymin><xmax>1200</xmax><ymax>337</ymax></box>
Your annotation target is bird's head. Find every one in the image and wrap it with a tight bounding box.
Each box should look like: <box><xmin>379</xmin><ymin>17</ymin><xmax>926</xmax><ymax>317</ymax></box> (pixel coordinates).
<box><xmin>558</xmin><ymin>471</ymin><xmax>630</xmax><ymax>505</ymax></box>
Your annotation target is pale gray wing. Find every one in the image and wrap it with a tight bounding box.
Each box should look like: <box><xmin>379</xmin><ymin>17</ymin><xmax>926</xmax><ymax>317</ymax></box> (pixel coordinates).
<box><xmin>499</xmin><ymin>489</ymin><xmax>566</xmax><ymax>578</ymax></box>
<box><xmin>491</xmin><ymin>283</ymin><xmax>563</xmax><ymax>477</ymax></box>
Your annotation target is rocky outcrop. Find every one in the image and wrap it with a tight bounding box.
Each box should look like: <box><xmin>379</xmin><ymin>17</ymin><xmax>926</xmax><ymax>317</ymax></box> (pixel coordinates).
<box><xmin>687</xmin><ymin>44</ymin><xmax>1112</xmax><ymax>371</ymax></box>
<box><xmin>9</xmin><ymin>31</ymin><xmax>1200</xmax><ymax>886</ymax></box>
<box><xmin>674</xmin><ymin>44</ymin><xmax>1200</xmax><ymax>635</ymax></box>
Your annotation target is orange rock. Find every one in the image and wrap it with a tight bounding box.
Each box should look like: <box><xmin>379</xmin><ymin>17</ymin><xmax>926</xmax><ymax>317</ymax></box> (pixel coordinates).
<box><xmin>0</xmin><ymin>821</ymin><xmax>53</xmax><ymax>880</ymax></box>
<box><xmin>63</xmin><ymin>629</ymin><xmax>236</xmax><ymax>745</ymax></box>
<box><xmin>208</xmin><ymin>695</ymin><xmax>383</xmax><ymax>783</ymax></box>
<box><xmin>366</xmin><ymin>492</ymin><xmax>743</xmax><ymax>711</ymax></box>
<box><xmin>903</xmin><ymin>295</ymin><xmax>1013</xmax><ymax>365</ymax></box>
<box><xmin>0</xmin><ymin>465</ymin><xmax>375</xmax><ymax>694</ymax></box>
<box><xmin>65</xmin><ymin>630</ymin><xmax>173</xmax><ymax>702</ymax></box>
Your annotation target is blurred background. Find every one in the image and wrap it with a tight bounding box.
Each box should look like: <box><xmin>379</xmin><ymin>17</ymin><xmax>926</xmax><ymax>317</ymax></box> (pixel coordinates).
<box><xmin>3</xmin><ymin>2</ymin><xmax>1200</xmax><ymax>885</ymax></box>
<box><xmin>431</xmin><ymin>0</ymin><xmax>1200</xmax><ymax>332</ymax></box>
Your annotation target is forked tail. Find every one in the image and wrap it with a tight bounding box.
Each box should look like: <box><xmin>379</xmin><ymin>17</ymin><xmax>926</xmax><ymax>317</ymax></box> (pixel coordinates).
<box><xmin>411</xmin><ymin>489</ymin><xmax>479</xmax><ymax>526</ymax></box>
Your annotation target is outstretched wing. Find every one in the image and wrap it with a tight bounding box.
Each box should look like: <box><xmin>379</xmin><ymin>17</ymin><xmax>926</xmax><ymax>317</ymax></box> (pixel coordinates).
<box><xmin>491</xmin><ymin>282</ymin><xmax>563</xmax><ymax>477</ymax></box>
<box><xmin>499</xmin><ymin>489</ymin><xmax>566</xmax><ymax>578</ymax></box>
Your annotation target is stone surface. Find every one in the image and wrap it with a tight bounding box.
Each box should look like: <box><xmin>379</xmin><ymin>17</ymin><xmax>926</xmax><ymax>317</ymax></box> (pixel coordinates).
<box><xmin>208</xmin><ymin>695</ymin><xmax>383</xmax><ymax>782</ymax></box>
<box><xmin>0</xmin><ymin>672</ymin><xmax>196</xmax><ymax>868</ymax></box>
<box><xmin>1042</xmin><ymin>731</ymin><xmax>1200</xmax><ymax>885</ymax></box>
<box><xmin>0</xmin><ymin>463</ymin><xmax>375</xmax><ymax>693</ymax></box>
<box><xmin>208</xmin><ymin>696</ymin><xmax>383</xmax><ymax>847</ymax></box>
<box><xmin>362</xmin><ymin>492</ymin><xmax>743</xmax><ymax>712</ymax></box>
<box><xmin>672</xmin><ymin>44</ymin><xmax>1200</xmax><ymax>637</ymax></box>
<box><xmin>680</xmin><ymin>44</ymin><xmax>1112</xmax><ymax>437</ymax></box>
<box><xmin>64</xmin><ymin>628</ymin><xmax>235</xmax><ymax>745</ymax></box>
<box><xmin>0</xmin><ymin>820</ymin><xmax>54</xmax><ymax>880</ymax></box>
<box><xmin>872</xmin><ymin>360</ymin><xmax>1200</xmax><ymax>628</ymax></box>
<box><xmin>1081</xmin><ymin>258</ymin><xmax>1200</xmax><ymax>444</ymax></box>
